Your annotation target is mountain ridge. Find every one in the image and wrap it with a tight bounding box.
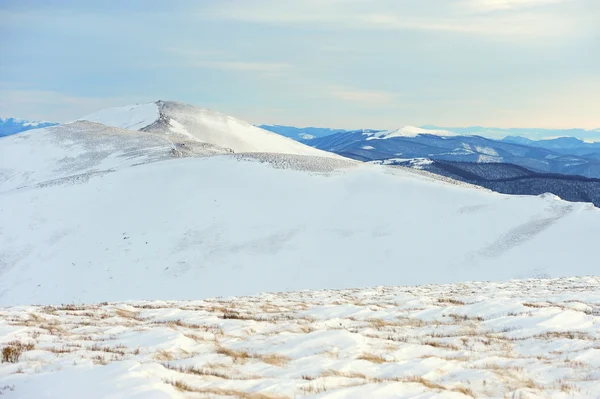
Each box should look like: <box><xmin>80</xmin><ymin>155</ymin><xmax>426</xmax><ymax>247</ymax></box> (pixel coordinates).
<box><xmin>2</xmin><ymin>101</ymin><xmax>599</xmax><ymax>305</ymax></box>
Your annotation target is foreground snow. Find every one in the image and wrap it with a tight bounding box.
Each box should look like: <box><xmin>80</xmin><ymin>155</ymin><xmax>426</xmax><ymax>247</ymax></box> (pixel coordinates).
<box><xmin>1</xmin><ymin>277</ymin><xmax>599</xmax><ymax>398</ymax></box>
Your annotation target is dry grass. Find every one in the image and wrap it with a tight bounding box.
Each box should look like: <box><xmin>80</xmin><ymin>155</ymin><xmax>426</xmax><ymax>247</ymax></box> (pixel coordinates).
<box><xmin>92</xmin><ymin>355</ymin><xmax>108</xmax><ymax>365</ymax></box>
<box><xmin>534</xmin><ymin>331</ymin><xmax>592</xmax><ymax>340</ymax></box>
<box><xmin>298</xmin><ymin>325</ymin><xmax>316</xmax><ymax>334</ymax></box>
<box><xmin>154</xmin><ymin>350</ymin><xmax>174</xmax><ymax>361</ymax></box>
<box><xmin>450</xmin><ymin>385</ymin><xmax>475</xmax><ymax>397</ymax></box>
<box><xmin>164</xmin><ymin>363</ymin><xmax>261</xmax><ymax>380</ymax></box>
<box><xmin>164</xmin><ymin>379</ymin><xmax>289</xmax><ymax>398</ymax></box>
<box><xmin>403</xmin><ymin>376</ymin><xmax>446</xmax><ymax>390</ymax></box>
<box><xmin>437</xmin><ymin>298</ymin><xmax>466</xmax><ymax>306</ymax></box>
<box><xmin>300</xmin><ymin>384</ymin><xmax>329</xmax><ymax>395</ymax></box>
<box><xmin>215</xmin><ymin>345</ymin><xmax>290</xmax><ymax>366</ymax></box>
<box><xmin>522</xmin><ymin>302</ymin><xmax>549</xmax><ymax>308</ymax></box>
<box><xmin>422</xmin><ymin>340</ymin><xmax>461</xmax><ymax>351</ymax></box>
<box><xmin>1</xmin><ymin>341</ymin><xmax>35</xmax><ymax>363</ymax></box>
<box><xmin>114</xmin><ymin>309</ymin><xmax>142</xmax><ymax>320</ymax></box>
<box><xmin>357</xmin><ymin>352</ymin><xmax>387</xmax><ymax>364</ymax></box>
<box><xmin>321</xmin><ymin>369</ymin><xmax>367</xmax><ymax>379</ymax></box>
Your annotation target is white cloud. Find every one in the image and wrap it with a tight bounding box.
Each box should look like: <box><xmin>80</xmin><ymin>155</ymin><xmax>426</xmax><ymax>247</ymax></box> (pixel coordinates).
<box><xmin>327</xmin><ymin>86</ymin><xmax>398</xmax><ymax>105</ymax></box>
<box><xmin>203</xmin><ymin>0</ymin><xmax>582</xmax><ymax>38</ymax></box>
<box><xmin>161</xmin><ymin>48</ymin><xmax>290</xmax><ymax>73</ymax></box>
<box><xmin>468</xmin><ymin>0</ymin><xmax>572</xmax><ymax>11</ymax></box>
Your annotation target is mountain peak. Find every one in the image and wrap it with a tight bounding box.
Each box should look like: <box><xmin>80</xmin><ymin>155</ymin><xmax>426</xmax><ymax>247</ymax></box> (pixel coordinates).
<box><xmin>78</xmin><ymin>100</ymin><xmax>340</xmax><ymax>158</ymax></box>
<box><xmin>366</xmin><ymin>126</ymin><xmax>456</xmax><ymax>140</ymax></box>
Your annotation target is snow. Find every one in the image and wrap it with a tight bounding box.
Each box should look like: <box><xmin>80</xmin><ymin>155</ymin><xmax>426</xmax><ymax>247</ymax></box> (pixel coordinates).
<box><xmin>474</xmin><ymin>146</ymin><xmax>499</xmax><ymax>156</ymax></box>
<box><xmin>79</xmin><ymin>102</ymin><xmax>160</xmax><ymax>131</ymax></box>
<box><xmin>370</xmin><ymin>158</ymin><xmax>434</xmax><ymax>169</ymax></box>
<box><xmin>151</xmin><ymin>101</ymin><xmax>340</xmax><ymax>158</ymax></box>
<box><xmin>2</xmin><ymin>103</ymin><xmax>600</xmax><ymax>398</ymax></box>
<box><xmin>1</xmin><ymin>276</ymin><xmax>599</xmax><ymax>398</ymax></box>
<box><xmin>365</xmin><ymin>126</ymin><xmax>456</xmax><ymax>140</ymax></box>
<box><xmin>361</xmin><ymin>145</ymin><xmax>375</xmax><ymax>150</ymax></box>
<box><xmin>81</xmin><ymin>101</ymin><xmax>340</xmax><ymax>158</ymax></box>
<box><xmin>1</xmin><ymin>121</ymin><xmax>600</xmax><ymax>306</ymax></box>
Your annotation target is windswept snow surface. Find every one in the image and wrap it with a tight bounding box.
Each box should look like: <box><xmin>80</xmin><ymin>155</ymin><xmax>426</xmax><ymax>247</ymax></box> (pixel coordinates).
<box><xmin>79</xmin><ymin>102</ymin><xmax>159</xmax><ymax>131</ymax></box>
<box><xmin>81</xmin><ymin>101</ymin><xmax>340</xmax><ymax>158</ymax></box>
<box><xmin>1</xmin><ymin>121</ymin><xmax>600</xmax><ymax>305</ymax></box>
<box><xmin>1</xmin><ymin>277</ymin><xmax>599</xmax><ymax>398</ymax></box>
<box><xmin>0</xmin><ymin>121</ymin><xmax>229</xmax><ymax>192</ymax></box>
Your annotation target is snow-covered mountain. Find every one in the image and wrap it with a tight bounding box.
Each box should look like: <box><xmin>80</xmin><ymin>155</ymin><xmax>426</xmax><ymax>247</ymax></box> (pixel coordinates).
<box><xmin>423</xmin><ymin>125</ymin><xmax>600</xmax><ymax>142</ymax></box>
<box><xmin>1</xmin><ymin>102</ymin><xmax>600</xmax><ymax>307</ymax></box>
<box><xmin>305</xmin><ymin>129</ymin><xmax>600</xmax><ymax>178</ymax></box>
<box><xmin>0</xmin><ymin>117</ymin><xmax>58</xmax><ymax>137</ymax></box>
<box><xmin>81</xmin><ymin>101</ymin><xmax>339</xmax><ymax>158</ymax></box>
<box><xmin>257</xmin><ymin>125</ymin><xmax>354</xmax><ymax>141</ymax></box>
<box><xmin>365</xmin><ymin>126</ymin><xmax>455</xmax><ymax>140</ymax></box>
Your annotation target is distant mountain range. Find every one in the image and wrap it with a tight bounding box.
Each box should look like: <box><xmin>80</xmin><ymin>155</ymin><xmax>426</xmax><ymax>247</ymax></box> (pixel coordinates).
<box><xmin>259</xmin><ymin>124</ymin><xmax>600</xmax><ymax>206</ymax></box>
<box><xmin>256</xmin><ymin>125</ymin><xmax>380</xmax><ymax>141</ymax></box>
<box><xmin>260</xmin><ymin>125</ymin><xmax>600</xmax><ymax>142</ymax></box>
<box><xmin>421</xmin><ymin>125</ymin><xmax>600</xmax><ymax>142</ymax></box>
<box><xmin>0</xmin><ymin>117</ymin><xmax>58</xmax><ymax>137</ymax></box>
<box><xmin>259</xmin><ymin>125</ymin><xmax>600</xmax><ymax>179</ymax></box>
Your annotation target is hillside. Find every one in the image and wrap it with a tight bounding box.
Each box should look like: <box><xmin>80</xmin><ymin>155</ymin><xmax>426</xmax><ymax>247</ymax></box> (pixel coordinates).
<box><xmin>1</xmin><ymin>104</ymin><xmax>600</xmax><ymax>306</ymax></box>
<box><xmin>81</xmin><ymin>101</ymin><xmax>339</xmax><ymax>158</ymax></box>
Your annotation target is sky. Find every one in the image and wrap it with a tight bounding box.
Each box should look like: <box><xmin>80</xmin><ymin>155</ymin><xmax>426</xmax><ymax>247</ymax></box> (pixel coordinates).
<box><xmin>0</xmin><ymin>0</ymin><xmax>599</xmax><ymax>130</ymax></box>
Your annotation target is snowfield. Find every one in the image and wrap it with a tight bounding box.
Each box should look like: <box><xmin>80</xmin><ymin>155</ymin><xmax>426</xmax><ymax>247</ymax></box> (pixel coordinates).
<box><xmin>1</xmin><ymin>103</ymin><xmax>600</xmax><ymax>306</ymax></box>
<box><xmin>79</xmin><ymin>102</ymin><xmax>160</xmax><ymax>131</ymax></box>
<box><xmin>2</xmin><ymin>149</ymin><xmax>600</xmax><ymax>306</ymax></box>
<box><xmin>1</xmin><ymin>277</ymin><xmax>599</xmax><ymax>398</ymax></box>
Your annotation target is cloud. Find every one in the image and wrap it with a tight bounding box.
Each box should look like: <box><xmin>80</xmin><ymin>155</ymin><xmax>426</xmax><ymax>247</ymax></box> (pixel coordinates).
<box><xmin>468</xmin><ymin>0</ymin><xmax>572</xmax><ymax>11</ymax></box>
<box><xmin>203</xmin><ymin>0</ymin><xmax>583</xmax><ymax>38</ymax></box>
<box><xmin>327</xmin><ymin>86</ymin><xmax>398</xmax><ymax>105</ymax></box>
<box><xmin>160</xmin><ymin>48</ymin><xmax>290</xmax><ymax>73</ymax></box>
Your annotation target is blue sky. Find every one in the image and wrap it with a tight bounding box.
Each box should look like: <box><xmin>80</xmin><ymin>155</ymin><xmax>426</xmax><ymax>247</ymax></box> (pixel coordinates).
<box><xmin>0</xmin><ymin>0</ymin><xmax>598</xmax><ymax>129</ymax></box>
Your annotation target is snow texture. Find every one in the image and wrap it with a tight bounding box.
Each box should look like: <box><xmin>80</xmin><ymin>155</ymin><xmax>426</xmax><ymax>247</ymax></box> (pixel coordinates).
<box><xmin>82</xmin><ymin>101</ymin><xmax>340</xmax><ymax>158</ymax></box>
<box><xmin>0</xmin><ymin>277</ymin><xmax>599</xmax><ymax>398</ymax></box>
<box><xmin>79</xmin><ymin>102</ymin><xmax>160</xmax><ymax>131</ymax></box>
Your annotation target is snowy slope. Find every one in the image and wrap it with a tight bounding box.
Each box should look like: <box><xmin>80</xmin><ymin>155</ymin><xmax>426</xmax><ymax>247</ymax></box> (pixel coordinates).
<box><xmin>0</xmin><ymin>121</ymin><xmax>230</xmax><ymax>192</ymax></box>
<box><xmin>366</xmin><ymin>126</ymin><xmax>456</xmax><ymax>140</ymax></box>
<box><xmin>1</xmin><ymin>117</ymin><xmax>600</xmax><ymax>306</ymax></box>
<box><xmin>1</xmin><ymin>276</ymin><xmax>599</xmax><ymax>399</ymax></box>
<box><xmin>78</xmin><ymin>102</ymin><xmax>160</xmax><ymax>131</ymax></box>
<box><xmin>81</xmin><ymin>101</ymin><xmax>340</xmax><ymax>158</ymax></box>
